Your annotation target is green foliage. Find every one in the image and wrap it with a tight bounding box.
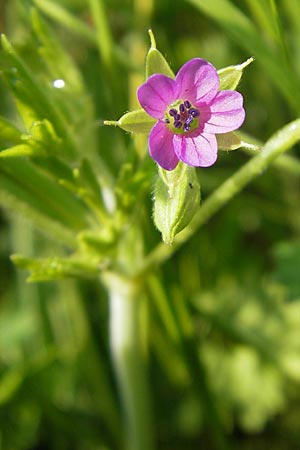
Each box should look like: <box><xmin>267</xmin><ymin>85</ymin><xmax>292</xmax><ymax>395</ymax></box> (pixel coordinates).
<box><xmin>1</xmin><ymin>1</ymin><xmax>300</xmax><ymax>450</ymax></box>
<box><xmin>272</xmin><ymin>241</ymin><xmax>300</xmax><ymax>301</ymax></box>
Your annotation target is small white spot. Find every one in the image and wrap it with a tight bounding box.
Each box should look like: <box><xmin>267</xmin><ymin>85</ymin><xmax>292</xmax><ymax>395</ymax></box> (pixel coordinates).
<box><xmin>53</xmin><ymin>79</ymin><xmax>65</xmax><ymax>89</ymax></box>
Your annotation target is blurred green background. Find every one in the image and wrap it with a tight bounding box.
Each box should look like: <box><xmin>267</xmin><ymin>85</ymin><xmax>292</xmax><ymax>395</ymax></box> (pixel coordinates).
<box><xmin>0</xmin><ymin>0</ymin><xmax>300</xmax><ymax>449</ymax></box>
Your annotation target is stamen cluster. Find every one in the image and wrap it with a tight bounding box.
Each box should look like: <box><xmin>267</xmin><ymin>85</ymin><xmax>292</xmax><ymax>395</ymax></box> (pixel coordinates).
<box><xmin>167</xmin><ymin>101</ymin><xmax>200</xmax><ymax>133</ymax></box>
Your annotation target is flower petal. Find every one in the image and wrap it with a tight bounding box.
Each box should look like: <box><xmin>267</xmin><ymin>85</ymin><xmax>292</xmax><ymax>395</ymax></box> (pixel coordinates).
<box><xmin>173</xmin><ymin>132</ymin><xmax>218</xmax><ymax>167</ymax></box>
<box><xmin>175</xmin><ymin>58</ymin><xmax>219</xmax><ymax>104</ymax></box>
<box><xmin>137</xmin><ymin>74</ymin><xmax>176</xmax><ymax>119</ymax></box>
<box><xmin>201</xmin><ymin>90</ymin><xmax>245</xmax><ymax>134</ymax></box>
<box><xmin>149</xmin><ymin>121</ymin><xmax>179</xmax><ymax>170</ymax></box>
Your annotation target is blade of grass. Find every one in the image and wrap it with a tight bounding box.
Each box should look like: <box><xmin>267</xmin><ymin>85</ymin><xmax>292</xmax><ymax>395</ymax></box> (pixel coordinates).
<box><xmin>33</xmin><ymin>0</ymin><xmax>97</xmax><ymax>45</ymax></box>
<box><xmin>187</xmin><ymin>0</ymin><xmax>300</xmax><ymax>114</ymax></box>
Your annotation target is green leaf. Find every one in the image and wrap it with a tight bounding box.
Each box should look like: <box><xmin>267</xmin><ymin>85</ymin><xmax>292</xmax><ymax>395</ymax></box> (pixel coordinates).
<box><xmin>28</xmin><ymin>119</ymin><xmax>62</xmax><ymax>155</ymax></box>
<box><xmin>0</xmin><ymin>120</ymin><xmax>65</xmax><ymax>159</ymax></box>
<box><xmin>114</xmin><ymin>161</ymin><xmax>154</xmax><ymax>213</ymax></box>
<box><xmin>146</xmin><ymin>30</ymin><xmax>175</xmax><ymax>79</ymax></box>
<box><xmin>0</xmin><ymin>158</ymin><xmax>90</xmax><ymax>245</ymax></box>
<box><xmin>0</xmin><ymin>34</ymin><xmax>77</xmax><ymax>159</ymax></box>
<box><xmin>218</xmin><ymin>57</ymin><xmax>254</xmax><ymax>90</ymax></box>
<box><xmin>0</xmin><ymin>144</ymin><xmax>42</xmax><ymax>159</ymax></box>
<box><xmin>153</xmin><ymin>162</ymin><xmax>201</xmax><ymax>244</ymax></box>
<box><xmin>12</xmin><ymin>254</ymin><xmax>100</xmax><ymax>282</ymax></box>
<box><xmin>77</xmin><ymin>159</ymin><xmax>103</xmax><ymax>200</ymax></box>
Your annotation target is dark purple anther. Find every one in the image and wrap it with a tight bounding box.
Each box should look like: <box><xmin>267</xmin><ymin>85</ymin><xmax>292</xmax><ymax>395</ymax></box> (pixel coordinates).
<box><xmin>189</xmin><ymin>108</ymin><xmax>200</xmax><ymax>118</ymax></box>
<box><xmin>169</xmin><ymin>108</ymin><xmax>177</xmax><ymax>117</ymax></box>
<box><xmin>184</xmin><ymin>100</ymin><xmax>191</xmax><ymax>108</ymax></box>
<box><xmin>183</xmin><ymin>123</ymin><xmax>191</xmax><ymax>132</ymax></box>
<box><xmin>179</xmin><ymin>103</ymin><xmax>185</xmax><ymax>113</ymax></box>
<box><xmin>174</xmin><ymin>120</ymin><xmax>182</xmax><ymax>129</ymax></box>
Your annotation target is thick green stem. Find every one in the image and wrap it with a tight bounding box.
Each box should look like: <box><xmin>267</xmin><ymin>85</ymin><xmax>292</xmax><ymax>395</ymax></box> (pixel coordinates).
<box><xmin>104</xmin><ymin>273</ymin><xmax>154</xmax><ymax>450</ymax></box>
<box><xmin>137</xmin><ymin>118</ymin><xmax>300</xmax><ymax>276</ymax></box>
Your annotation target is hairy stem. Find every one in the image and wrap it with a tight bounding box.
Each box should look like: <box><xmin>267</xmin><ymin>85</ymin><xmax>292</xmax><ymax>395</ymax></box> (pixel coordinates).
<box><xmin>137</xmin><ymin>118</ymin><xmax>300</xmax><ymax>277</ymax></box>
<box><xmin>104</xmin><ymin>273</ymin><xmax>154</xmax><ymax>450</ymax></box>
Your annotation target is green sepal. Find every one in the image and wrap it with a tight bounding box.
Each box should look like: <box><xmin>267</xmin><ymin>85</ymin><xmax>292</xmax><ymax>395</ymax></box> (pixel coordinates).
<box><xmin>217</xmin><ymin>132</ymin><xmax>243</xmax><ymax>151</ymax></box>
<box><xmin>146</xmin><ymin>30</ymin><xmax>175</xmax><ymax>79</ymax></box>
<box><xmin>11</xmin><ymin>254</ymin><xmax>100</xmax><ymax>282</ymax></box>
<box><xmin>217</xmin><ymin>132</ymin><xmax>259</xmax><ymax>151</ymax></box>
<box><xmin>105</xmin><ymin>109</ymin><xmax>156</xmax><ymax>134</ymax></box>
<box><xmin>218</xmin><ymin>57</ymin><xmax>254</xmax><ymax>90</ymax></box>
<box><xmin>153</xmin><ymin>162</ymin><xmax>200</xmax><ymax>244</ymax></box>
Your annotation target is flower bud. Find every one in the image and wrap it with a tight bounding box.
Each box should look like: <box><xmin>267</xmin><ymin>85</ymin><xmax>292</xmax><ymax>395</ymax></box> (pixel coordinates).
<box><xmin>153</xmin><ymin>162</ymin><xmax>200</xmax><ymax>244</ymax></box>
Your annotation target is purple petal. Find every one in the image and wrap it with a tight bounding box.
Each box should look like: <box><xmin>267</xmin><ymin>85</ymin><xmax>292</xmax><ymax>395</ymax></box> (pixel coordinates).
<box><xmin>175</xmin><ymin>58</ymin><xmax>219</xmax><ymax>105</ymax></box>
<box><xmin>173</xmin><ymin>132</ymin><xmax>218</xmax><ymax>167</ymax></box>
<box><xmin>137</xmin><ymin>74</ymin><xmax>176</xmax><ymax>119</ymax></box>
<box><xmin>201</xmin><ymin>90</ymin><xmax>245</xmax><ymax>134</ymax></box>
<box><xmin>149</xmin><ymin>121</ymin><xmax>179</xmax><ymax>170</ymax></box>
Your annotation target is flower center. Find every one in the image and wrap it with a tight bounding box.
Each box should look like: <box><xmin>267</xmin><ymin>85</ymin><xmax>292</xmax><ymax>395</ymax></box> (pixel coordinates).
<box><xmin>164</xmin><ymin>100</ymin><xmax>200</xmax><ymax>134</ymax></box>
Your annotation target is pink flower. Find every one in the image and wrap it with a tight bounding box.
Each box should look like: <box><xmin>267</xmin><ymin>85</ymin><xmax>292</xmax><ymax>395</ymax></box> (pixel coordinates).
<box><xmin>137</xmin><ymin>58</ymin><xmax>245</xmax><ymax>170</ymax></box>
